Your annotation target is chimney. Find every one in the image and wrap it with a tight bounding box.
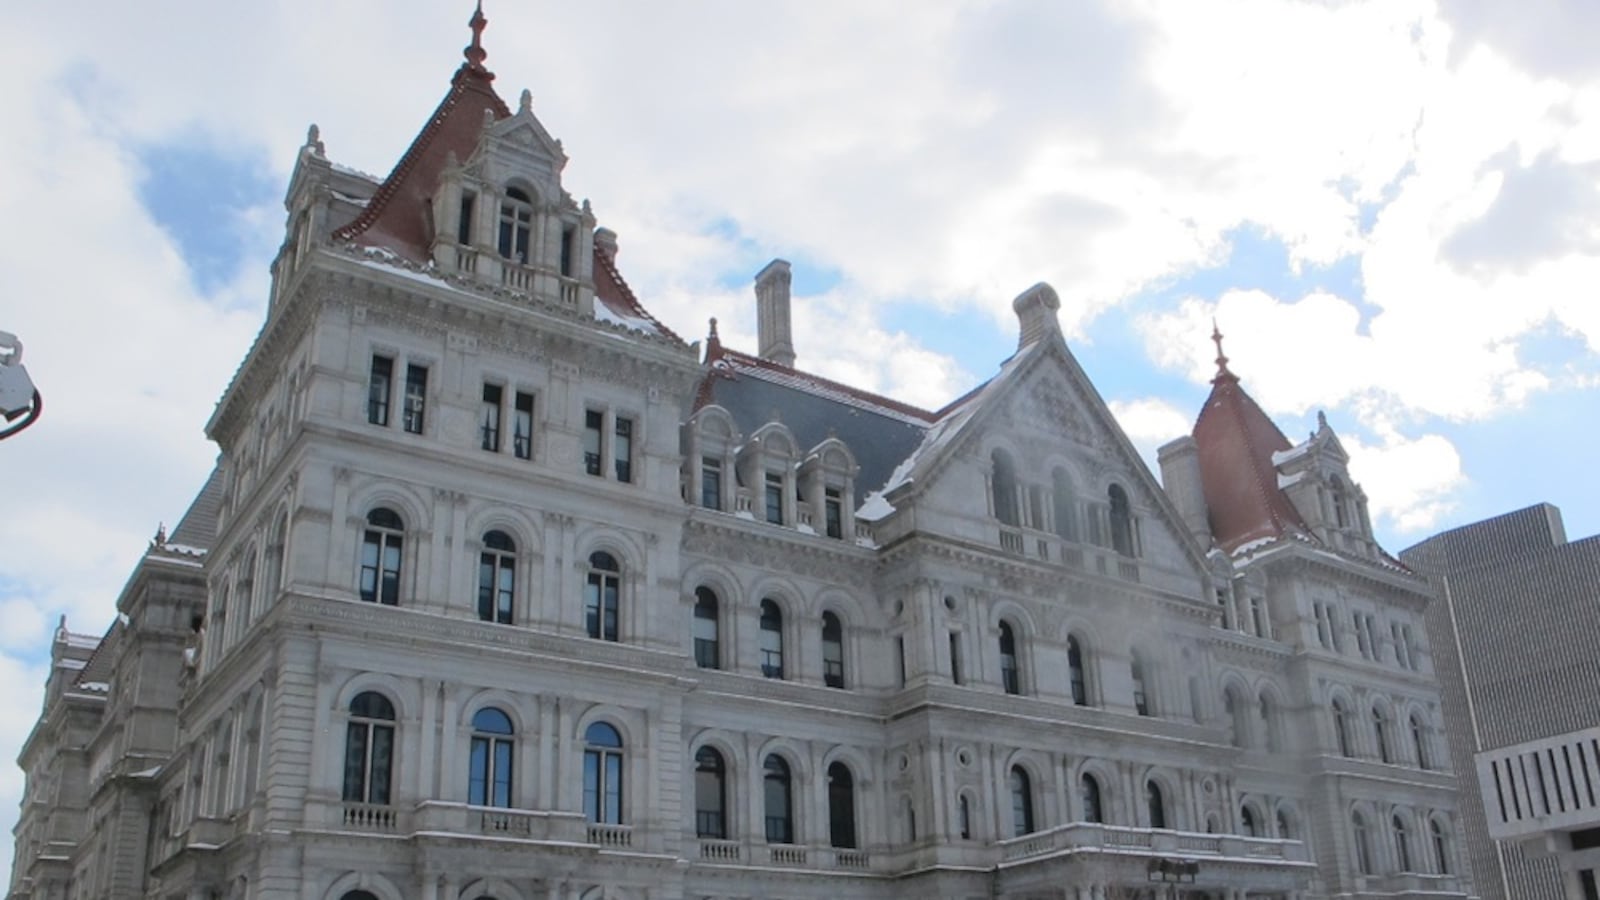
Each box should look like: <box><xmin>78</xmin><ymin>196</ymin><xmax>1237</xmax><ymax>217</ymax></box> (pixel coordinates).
<box><xmin>593</xmin><ymin>227</ymin><xmax>618</xmax><ymax>258</ymax></box>
<box><xmin>754</xmin><ymin>259</ymin><xmax>795</xmax><ymax>368</ymax></box>
<box><xmin>1012</xmin><ymin>282</ymin><xmax>1062</xmax><ymax>348</ymax></box>
<box><xmin>1157</xmin><ymin>436</ymin><xmax>1213</xmax><ymax>547</ymax></box>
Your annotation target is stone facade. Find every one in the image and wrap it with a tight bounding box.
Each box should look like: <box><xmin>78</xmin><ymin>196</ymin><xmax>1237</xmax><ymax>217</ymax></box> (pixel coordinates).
<box><xmin>8</xmin><ymin>15</ymin><xmax>1474</xmax><ymax>900</ymax></box>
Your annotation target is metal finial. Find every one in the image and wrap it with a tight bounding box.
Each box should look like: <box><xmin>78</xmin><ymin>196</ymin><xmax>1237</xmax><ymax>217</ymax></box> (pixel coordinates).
<box><xmin>1210</xmin><ymin>318</ymin><xmax>1235</xmax><ymax>381</ymax></box>
<box><xmin>465</xmin><ymin>2</ymin><xmax>489</xmax><ymax>69</ymax></box>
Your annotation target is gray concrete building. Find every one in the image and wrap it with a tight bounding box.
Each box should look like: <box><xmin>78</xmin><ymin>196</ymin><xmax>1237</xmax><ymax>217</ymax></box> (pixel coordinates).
<box><xmin>8</xmin><ymin>12</ymin><xmax>1475</xmax><ymax>900</ymax></box>
<box><xmin>1401</xmin><ymin>505</ymin><xmax>1600</xmax><ymax>900</ymax></box>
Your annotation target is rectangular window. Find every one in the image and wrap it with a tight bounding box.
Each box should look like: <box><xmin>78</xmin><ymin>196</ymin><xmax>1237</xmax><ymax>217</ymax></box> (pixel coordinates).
<box><xmin>367</xmin><ymin>355</ymin><xmax>393</xmax><ymax>426</ymax></box>
<box><xmin>458</xmin><ymin>192</ymin><xmax>475</xmax><ymax>245</ymax></box>
<box><xmin>1250</xmin><ymin>597</ymin><xmax>1268</xmax><ymax>639</ymax></box>
<box><xmin>613</xmin><ymin>417</ymin><xmax>633</xmax><ymax>483</ymax></box>
<box><xmin>949</xmin><ymin>632</ymin><xmax>963</xmax><ymax>685</ymax></box>
<box><xmin>402</xmin><ymin>364</ymin><xmax>428</xmax><ymax>434</ymax></box>
<box><xmin>560</xmin><ymin>225</ymin><xmax>576</xmax><ymax>277</ymax></box>
<box><xmin>480</xmin><ymin>383</ymin><xmax>503</xmax><ymax>452</ymax></box>
<box><xmin>896</xmin><ymin>636</ymin><xmax>907</xmax><ymax>688</ymax></box>
<box><xmin>512</xmin><ymin>391</ymin><xmax>534</xmax><ymax>460</ymax></box>
<box><xmin>824</xmin><ymin>488</ymin><xmax>843</xmax><ymax>539</ymax></box>
<box><xmin>765</xmin><ymin>473</ymin><xmax>784</xmax><ymax>525</ymax></box>
<box><xmin>1216</xmin><ymin>589</ymin><xmax>1233</xmax><ymax>631</ymax></box>
<box><xmin>701</xmin><ymin>457</ymin><xmax>722</xmax><ymax>510</ymax></box>
<box><xmin>583</xmin><ymin>410</ymin><xmax>604</xmax><ymax>476</ymax></box>
<box><xmin>1314</xmin><ymin>603</ymin><xmax>1332</xmax><ymax>648</ymax></box>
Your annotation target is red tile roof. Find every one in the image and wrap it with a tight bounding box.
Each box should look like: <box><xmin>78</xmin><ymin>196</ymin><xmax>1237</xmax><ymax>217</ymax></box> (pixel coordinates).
<box><xmin>331</xmin><ymin>25</ymin><xmax>510</xmax><ymax>260</ymax></box>
<box><xmin>1192</xmin><ymin>350</ymin><xmax>1311</xmax><ymax>554</ymax></box>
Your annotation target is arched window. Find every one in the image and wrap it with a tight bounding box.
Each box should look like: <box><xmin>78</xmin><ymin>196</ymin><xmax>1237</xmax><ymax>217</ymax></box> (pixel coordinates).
<box><xmin>1353</xmin><ymin>812</ymin><xmax>1374</xmax><ymax>875</ymax></box>
<box><xmin>1224</xmin><ymin>686</ymin><xmax>1248</xmax><ymax>747</ymax></box>
<box><xmin>468</xmin><ymin>707</ymin><xmax>514</xmax><ymax>807</ymax></box>
<box><xmin>341</xmin><ymin>893</ymin><xmax>380</xmax><ymax>900</ymax></box>
<box><xmin>1240</xmin><ymin>804</ymin><xmax>1259</xmax><ymax>837</ymax></box>
<box><xmin>692</xmin><ymin>587</ymin><xmax>719</xmax><ymax>669</ymax></box>
<box><xmin>584</xmin><ymin>552</ymin><xmax>620</xmax><ymax>641</ymax></box>
<box><xmin>1410</xmin><ymin>713</ymin><xmax>1431</xmax><ymax>769</ymax></box>
<box><xmin>1259</xmin><ymin>694</ymin><xmax>1279</xmax><ymax>751</ymax></box>
<box><xmin>693</xmin><ymin>746</ymin><xmax>726</xmax><ymax>838</ymax></box>
<box><xmin>1108</xmin><ymin>484</ymin><xmax>1135</xmax><ymax>556</ymax></box>
<box><xmin>958</xmin><ymin>794</ymin><xmax>974</xmax><ymax>839</ymax></box>
<box><xmin>1052</xmin><ymin>468</ymin><xmax>1077</xmax><ymax>540</ymax></box>
<box><xmin>763</xmin><ymin>755</ymin><xmax>794</xmax><ymax>843</ymax></box>
<box><xmin>992</xmin><ymin>450</ymin><xmax>1019</xmax><ymax>526</ymax></box>
<box><xmin>822</xmin><ymin>612</ymin><xmax>846</xmax><ymax>689</ymax></box>
<box><xmin>263</xmin><ymin>512</ymin><xmax>287</xmax><ymax>607</ymax></box>
<box><xmin>359</xmin><ymin>508</ymin><xmax>404</xmax><ymax>605</ymax></box>
<box><xmin>1373</xmin><ymin>707</ymin><xmax>1393</xmax><ymax>763</ymax></box>
<box><xmin>583</xmin><ymin>722</ymin><xmax>624</xmax><ymax>824</ymax></box>
<box><xmin>498</xmin><ymin>186</ymin><xmax>532</xmax><ymax>263</ymax></box>
<box><xmin>1394</xmin><ymin>814</ymin><xmax>1414</xmax><ymax>872</ymax></box>
<box><xmin>342</xmin><ymin>692</ymin><xmax>395</xmax><ymax>805</ymax></box>
<box><xmin>998</xmin><ymin>621</ymin><xmax>1021</xmax><ymax>695</ymax></box>
<box><xmin>828</xmin><ymin>762</ymin><xmax>857</xmax><ymax>849</ymax></box>
<box><xmin>1010</xmin><ymin>767</ymin><xmax>1035</xmax><ymax>836</ymax></box>
<box><xmin>1067</xmin><ymin>636</ymin><xmax>1089</xmax><ymax>706</ymax></box>
<box><xmin>1131</xmin><ymin>656</ymin><xmax>1151</xmax><ymax>716</ymax></box>
<box><xmin>478</xmin><ymin>530</ymin><xmax>516</xmax><ymax>624</ymax></box>
<box><xmin>759</xmin><ymin>599</ymin><xmax>785</xmax><ymax>679</ymax></box>
<box><xmin>1080</xmin><ymin>773</ymin><xmax>1104</xmax><ymax>824</ymax></box>
<box><xmin>1332</xmin><ymin>699</ymin><xmax>1353</xmax><ymax>757</ymax></box>
<box><xmin>1430</xmin><ymin>817</ymin><xmax>1452</xmax><ymax>874</ymax></box>
<box><xmin>1277</xmin><ymin>808</ymin><xmax>1294</xmax><ymax>840</ymax></box>
<box><xmin>1146</xmin><ymin>780</ymin><xmax>1167</xmax><ymax>829</ymax></box>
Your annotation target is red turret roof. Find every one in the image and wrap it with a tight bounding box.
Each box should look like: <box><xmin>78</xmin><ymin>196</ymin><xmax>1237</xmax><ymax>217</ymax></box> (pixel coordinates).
<box><xmin>1191</xmin><ymin>331</ymin><xmax>1310</xmax><ymax>554</ymax></box>
<box><xmin>331</xmin><ymin>6</ymin><xmax>510</xmax><ymax>260</ymax></box>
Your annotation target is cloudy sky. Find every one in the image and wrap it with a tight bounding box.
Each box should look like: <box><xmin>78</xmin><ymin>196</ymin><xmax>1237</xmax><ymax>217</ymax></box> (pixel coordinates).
<box><xmin>2</xmin><ymin>0</ymin><xmax>1599</xmax><ymax>880</ymax></box>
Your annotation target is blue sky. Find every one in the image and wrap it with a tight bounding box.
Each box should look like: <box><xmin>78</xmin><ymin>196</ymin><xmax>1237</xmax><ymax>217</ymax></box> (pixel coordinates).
<box><xmin>2</xmin><ymin>0</ymin><xmax>1600</xmax><ymax>884</ymax></box>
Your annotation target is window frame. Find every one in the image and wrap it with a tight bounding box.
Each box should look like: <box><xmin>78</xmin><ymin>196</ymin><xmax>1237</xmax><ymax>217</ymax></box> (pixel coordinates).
<box><xmin>359</xmin><ymin>508</ymin><xmax>404</xmax><ymax>606</ymax></box>
<box><xmin>584</xmin><ymin>552</ymin><xmax>621</xmax><ymax>642</ymax></box>
<box><xmin>759</xmin><ymin>599</ymin><xmax>785</xmax><ymax>679</ymax></box>
<box><xmin>468</xmin><ymin>707</ymin><xmax>514</xmax><ymax>808</ymax></box>
<box><xmin>477</xmin><ymin>530</ymin><xmax>516</xmax><ymax>625</ymax></box>
<box><xmin>342</xmin><ymin>692</ymin><xmax>396</xmax><ymax>806</ymax></box>
<box><xmin>583</xmin><ymin>722</ymin><xmax>625</xmax><ymax>824</ymax></box>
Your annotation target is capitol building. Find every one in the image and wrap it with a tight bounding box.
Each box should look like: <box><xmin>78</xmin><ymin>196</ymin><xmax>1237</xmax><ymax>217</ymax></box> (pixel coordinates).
<box><xmin>9</xmin><ymin>11</ymin><xmax>1473</xmax><ymax>900</ymax></box>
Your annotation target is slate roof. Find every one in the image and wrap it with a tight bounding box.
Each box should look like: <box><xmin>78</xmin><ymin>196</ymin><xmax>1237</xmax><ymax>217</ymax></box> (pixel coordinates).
<box><xmin>697</xmin><ymin>336</ymin><xmax>935</xmax><ymax>507</ymax></box>
<box><xmin>168</xmin><ymin>467</ymin><xmax>225</xmax><ymax>551</ymax></box>
<box><xmin>1191</xmin><ymin>357</ymin><xmax>1310</xmax><ymax>555</ymax></box>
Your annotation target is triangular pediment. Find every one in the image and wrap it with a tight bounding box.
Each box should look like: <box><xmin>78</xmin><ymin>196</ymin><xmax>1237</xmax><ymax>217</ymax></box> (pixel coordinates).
<box><xmin>484</xmin><ymin>94</ymin><xmax>568</xmax><ymax>172</ymax></box>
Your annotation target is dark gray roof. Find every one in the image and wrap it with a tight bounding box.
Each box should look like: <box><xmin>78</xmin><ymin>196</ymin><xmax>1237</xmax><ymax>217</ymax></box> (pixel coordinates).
<box><xmin>699</xmin><ymin>350</ymin><xmax>933</xmax><ymax>507</ymax></box>
<box><xmin>168</xmin><ymin>467</ymin><xmax>225</xmax><ymax>551</ymax></box>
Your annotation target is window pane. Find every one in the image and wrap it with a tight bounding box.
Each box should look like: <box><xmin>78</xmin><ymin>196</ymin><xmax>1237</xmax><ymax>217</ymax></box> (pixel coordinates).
<box><xmin>343</xmin><ymin>723</ymin><xmax>368</xmax><ymax>802</ymax></box>
<box><xmin>469</xmin><ymin>737</ymin><xmax>488</xmax><ymax>805</ymax></box>
<box><xmin>368</xmin><ymin>725</ymin><xmax>393</xmax><ymax>805</ymax></box>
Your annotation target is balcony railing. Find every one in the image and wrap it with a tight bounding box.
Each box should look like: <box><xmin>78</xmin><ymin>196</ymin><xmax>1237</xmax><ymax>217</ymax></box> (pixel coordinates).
<box><xmin>699</xmin><ymin>839</ymin><xmax>741</xmax><ymax>861</ymax></box>
<box><xmin>340</xmin><ymin>802</ymin><xmax>397</xmax><ymax>833</ymax></box>
<box><xmin>769</xmin><ymin>843</ymin><xmax>807</xmax><ymax>865</ymax></box>
<box><xmin>997</xmin><ymin>823</ymin><xmax>1306</xmax><ymax>866</ymax></box>
<box><xmin>587</xmin><ymin>822</ymin><xmax>632</xmax><ymax>848</ymax></box>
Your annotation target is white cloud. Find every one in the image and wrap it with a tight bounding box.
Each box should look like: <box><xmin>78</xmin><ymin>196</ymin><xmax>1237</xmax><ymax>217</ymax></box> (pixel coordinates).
<box><xmin>1107</xmin><ymin>397</ymin><xmax>1194</xmax><ymax>476</ymax></box>
<box><xmin>1344</xmin><ymin>428</ymin><xmax>1466</xmax><ymax>535</ymax></box>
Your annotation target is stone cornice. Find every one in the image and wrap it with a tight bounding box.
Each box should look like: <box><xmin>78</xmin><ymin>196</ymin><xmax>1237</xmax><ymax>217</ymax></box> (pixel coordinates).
<box><xmin>682</xmin><ymin>516</ymin><xmax>877</xmax><ymax>588</ymax></box>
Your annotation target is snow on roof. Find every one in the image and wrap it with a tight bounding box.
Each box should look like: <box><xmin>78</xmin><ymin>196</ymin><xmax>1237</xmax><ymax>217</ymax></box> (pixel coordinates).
<box><xmin>329</xmin><ymin>161</ymin><xmax>383</xmax><ymax>183</ymax></box>
<box><xmin>1270</xmin><ymin>440</ymin><xmax>1312</xmax><ymax>467</ymax></box>
<box><xmin>855</xmin><ymin>492</ymin><xmax>896</xmax><ymax>522</ymax></box>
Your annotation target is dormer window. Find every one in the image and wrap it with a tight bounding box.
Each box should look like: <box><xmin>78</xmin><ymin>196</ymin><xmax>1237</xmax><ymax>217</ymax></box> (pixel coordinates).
<box><xmin>1108</xmin><ymin>484</ymin><xmax>1136</xmax><ymax>557</ymax></box>
<box><xmin>498</xmin><ymin>188</ymin><xmax>532</xmax><ymax>263</ymax></box>
<box><xmin>1330</xmin><ymin>476</ymin><xmax>1350</xmax><ymax>528</ymax></box>
<box><xmin>764</xmin><ymin>472</ymin><xmax>784</xmax><ymax>524</ymax></box>
<box><xmin>458</xmin><ymin>192</ymin><xmax>476</xmax><ymax>245</ymax></box>
<box><xmin>560</xmin><ymin>224</ymin><xmax>576</xmax><ymax>277</ymax></box>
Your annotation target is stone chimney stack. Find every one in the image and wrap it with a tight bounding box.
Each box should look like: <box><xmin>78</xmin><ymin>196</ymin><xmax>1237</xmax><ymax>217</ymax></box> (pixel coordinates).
<box><xmin>755</xmin><ymin>259</ymin><xmax>796</xmax><ymax>368</ymax></box>
<box><xmin>1157</xmin><ymin>435</ymin><xmax>1213</xmax><ymax>547</ymax></box>
<box><xmin>1012</xmin><ymin>282</ymin><xmax>1062</xmax><ymax>349</ymax></box>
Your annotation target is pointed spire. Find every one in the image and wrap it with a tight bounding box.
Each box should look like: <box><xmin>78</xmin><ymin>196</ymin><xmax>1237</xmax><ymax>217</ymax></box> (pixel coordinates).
<box><xmin>464</xmin><ymin>2</ymin><xmax>491</xmax><ymax>74</ymax></box>
<box><xmin>1210</xmin><ymin>319</ymin><xmax>1237</xmax><ymax>384</ymax></box>
<box><xmin>705</xmin><ymin>317</ymin><xmax>723</xmax><ymax>361</ymax></box>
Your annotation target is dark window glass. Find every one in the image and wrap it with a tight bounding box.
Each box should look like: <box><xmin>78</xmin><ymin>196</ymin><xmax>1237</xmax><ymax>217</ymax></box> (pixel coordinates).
<box><xmin>692</xmin><ymin>587</ymin><xmax>719</xmax><ymax>669</ymax></box>
<box><xmin>477</xmin><ymin>530</ymin><xmax>515</xmax><ymax>624</ymax></box>
<box><xmin>458</xmin><ymin>193</ymin><xmax>475</xmax><ymax>245</ymax></box>
<box><xmin>763</xmin><ymin>755</ymin><xmax>793</xmax><ymax>843</ymax></box>
<box><xmin>1010</xmin><ymin>767</ymin><xmax>1034</xmax><ymax>835</ymax></box>
<box><xmin>1334</xmin><ymin>700</ymin><xmax>1353</xmax><ymax>757</ymax></box>
<box><xmin>1080</xmin><ymin>773</ymin><xmax>1103</xmax><ymax>823</ymax></box>
<box><xmin>583</xmin><ymin>722</ymin><xmax>623</xmax><ymax>823</ymax></box>
<box><xmin>360</xmin><ymin>508</ymin><xmax>403</xmax><ymax>606</ymax></box>
<box><xmin>992</xmin><ymin>450</ymin><xmax>1018</xmax><ymax>526</ymax></box>
<box><xmin>1354</xmin><ymin>813</ymin><xmax>1373</xmax><ymax>874</ymax></box>
<box><xmin>1241</xmin><ymin>805</ymin><xmax>1258</xmax><ymax>837</ymax></box>
<box><xmin>958</xmin><ymin>794</ymin><xmax>973</xmax><ymax>839</ymax></box>
<box><xmin>822</xmin><ymin>612</ymin><xmax>845</xmax><ymax>688</ymax></box>
<box><xmin>1052</xmin><ymin>468</ymin><xmax>1077</xmax><ymax>540</ymax></box>
<box><xmin>1394</xmin><ymin>815</ymin><xmax>1413</xmax><ymax>872</ymax></box>
<box><xmin>765</xmin><ymin>472</ymin><xmax>783</xmax><ymax>525</ymax></box>
<box><xmin>468</xmin><ymin>707</ymin><xmax>514</xmax><ymax>807</ymax></box>
<box><xmin>701</xmin><ymin>457</ymin><xmax>722</xmax><ymax>509</ymax></box>
<box><xmin>480</xmin><ymin>383</ymin><xmax>503</xmax><ymax>452</ymax></box>
<box><xmin>759</xmin><ymin>599</ymin><xmax>784</xmax><ymax>679</ymax></box>
<box><xmin>498</xmin><ymin>187</ymin><xmax>531</xmax><ymax>263</ymax></box>
<box><xmin>585</xmin><ymin>552</ymin><xmax>620</xmax><ymax>641</ymax></box>
<box><xmin>828</xmin><ymin>762</ymin><xmax>857</xmax><ymax>849</ymax></box>
<box><xmin>512</xmin><ymin>392</ymin><xmax>534</xmax><ymax>459</ymax></box>
<box><xmin>1375</xmin><ymin>708</ymin><xmax>1393</xmax><ymax>763</ymax></box>
<box><xmin>1068</xmin><ymin>636</ymin><xmax>1088</xmax><ymax>705</ymax></box>
<box><xmin>1146</xmin><ymin>781</ymin><xmax>1166</xmax><ymax>829</ymax></box>
<box><xmin>560</xmin><ymin>225</ymin><xmax>576</xmax><ymax>277</ymax></box>
<box><xmin>402</xmin><ymin>364</ymin><xmax>428</xmax><ymax>434</ymax></box>
<box><xmin>613</xmin><ymin>417</ymin><xmax>632</xmax><ymax>483</ymax></box>
<box><xmin>694</xmin><ymin>746</ymin><xmax>726</xmax><ymax>838</ymax></box>
<box><xmin>584</xmin><ymin>410</ymin><xmax>604</xmax><ymax>476</ymax></box>
<box><xmin>949</xmin><ymin>632</ymin><xmax>963</xmax><ymax>685</ymax></box>
<box><xmin>1132</xmin><ymin>658</ymin><xmax>1150</xmax><ymax>716</ymax></box>
<box><xmin>1431</xmin><ymin>819</ymin><xmax>1451</xmax><ymax>874</ymax></box>
<box><xmin>824</xmin><ymin>487</ymin><xmax>843</xmax><ymax>538</ymax></box>
<box><xmin>1109</xmin><ymin>484</ymin><xmax>1135</xmax><ymax>556</ymax></box>
<box><xmin>342</xmin><ymin>692</ymin><xmax>395</xmax><ymax>805</ymax></box>
<box><xmin>367</xmin><ymin>355</ymin><xmax>393</xmax><ymax>426</ymax></box>
<box><xmin>999</xmin><ymin>621</ymin><xmax>1020</xmax><ymax>695</ymax></box>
